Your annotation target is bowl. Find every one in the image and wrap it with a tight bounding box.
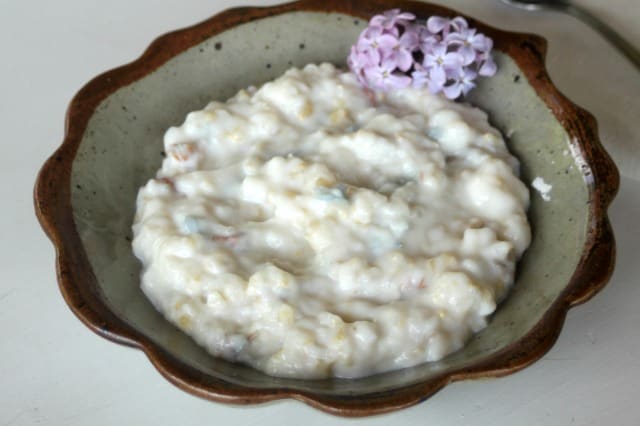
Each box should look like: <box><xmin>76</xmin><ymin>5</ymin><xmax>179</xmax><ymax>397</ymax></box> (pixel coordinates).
<box><xmin>34</xmin><ymin>0</ymin><xmax>619</xmax><ymax>416</ymax></box>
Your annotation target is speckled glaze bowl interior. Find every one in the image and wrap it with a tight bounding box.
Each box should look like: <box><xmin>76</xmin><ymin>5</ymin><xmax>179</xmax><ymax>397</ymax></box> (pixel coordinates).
<box><xmin>35</xmin><ymin>0</ymin><xmax>618</xmax><ymax>416</ymax></box>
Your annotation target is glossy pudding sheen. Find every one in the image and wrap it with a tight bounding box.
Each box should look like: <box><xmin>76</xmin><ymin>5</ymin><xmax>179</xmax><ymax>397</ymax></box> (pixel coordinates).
<box><xmin>132</xmin><ymin>63</ymin><xmax>531</xmax><ymax>379</ymax></box>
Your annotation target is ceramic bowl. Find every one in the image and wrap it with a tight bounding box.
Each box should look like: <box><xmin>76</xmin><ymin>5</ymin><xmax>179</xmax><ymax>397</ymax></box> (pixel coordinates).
<box><xmin>34</xmin><ymin>0</ymin><xmax>618</xmax><ymax>416</ymax></box>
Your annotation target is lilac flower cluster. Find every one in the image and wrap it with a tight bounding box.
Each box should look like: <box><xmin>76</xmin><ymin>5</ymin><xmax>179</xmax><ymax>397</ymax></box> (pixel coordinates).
<box><xmin>348</xmin><ymin>9</ymin><xmax>497</xmax><ymax>99</ymax></box>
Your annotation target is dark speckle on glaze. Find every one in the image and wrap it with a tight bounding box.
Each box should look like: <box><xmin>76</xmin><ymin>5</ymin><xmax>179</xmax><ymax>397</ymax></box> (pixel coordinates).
<box><xmin>514</xmin><ymin>74</ymin><xmax>521</xmax><ymax>83</ymax></box>
<box><xmin>214</xmin><ymin>42</ymin><xmax>222</xmax><ymax>50</ymax></box>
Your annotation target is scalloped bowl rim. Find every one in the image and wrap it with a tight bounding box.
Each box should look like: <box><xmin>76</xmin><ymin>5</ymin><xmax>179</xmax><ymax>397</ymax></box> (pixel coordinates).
<box><xmin>34</xmin><ymin>0</ymin><xmax>618</xmax><ymax>417</ymax></box>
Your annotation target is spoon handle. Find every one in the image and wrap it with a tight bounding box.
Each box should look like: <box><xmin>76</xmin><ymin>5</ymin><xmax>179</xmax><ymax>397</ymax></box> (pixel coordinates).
<box><xmin>565</xmin><ymin>3</ymin><xmax>640</xmax><ymax>69</ymax></box>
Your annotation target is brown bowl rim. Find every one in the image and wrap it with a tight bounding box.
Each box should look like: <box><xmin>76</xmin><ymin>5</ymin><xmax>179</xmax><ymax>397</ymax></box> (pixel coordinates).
<box><xmin>34</xmin><ymin>0</ymin><xmax>619</xmax><ymax>417</ymax></box>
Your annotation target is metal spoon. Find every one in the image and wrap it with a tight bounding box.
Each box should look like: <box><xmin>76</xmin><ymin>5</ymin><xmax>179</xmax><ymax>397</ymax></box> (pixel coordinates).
<box><xmin>501</xmin><ymin>0</ymin><xmax>640</xmax><ymax>69</ymax></box>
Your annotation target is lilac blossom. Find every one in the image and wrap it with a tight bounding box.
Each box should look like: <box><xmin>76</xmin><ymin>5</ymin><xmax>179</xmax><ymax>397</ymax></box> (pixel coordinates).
<box><xmin>426</xmin><ymin>16</ymin><xmax>468</xmax><ymax>37</ymax></box>
<box><xmin>347</xmin><ymin>45</ymin><xmax>368</xmax><ymax>84</ymax></box>
<box><xmin>446</xmin><ymin>28</ymin><xmax>493</xmax><ymax>65</ymax></box>
<box><xmin>420</xmin><ymin>42</ymin><xmax>464</xmax><ymax>94</ymax></box>
<box><xmin>364</xmin><ymin>59</ymin><xmax>412</xmax><ymax>90</ymax></box>
<box><xmin>383</xmin><ymin>26</ymin><xmax>420</xmax><ymax>71</ymax></box>
<box><xmin>370</xmin><ymin>9</ymin><xmax>416</xmax><ymax>31</ymax></box>
<box><xmin>477</xmin><ymin>51</ymin><xmax>497</xmax><ymax>76</ymax></box>
<box><xmin>418</xmin><ymin>26</ymin><xmax>439</xmax><ymax>55</ymax></box>
<box><xmin>411</xmin><ymin>64</ymin><xmax>429</xmax><ymax>89</ymax></box>
<box><xmin>357</xmin><ymin>26</ymin><xmax>397</xmax><ymax>57</ymax></box>
<box><xmin>347</xmin><ymin>10</ymin><xmax>497</xmax><ymax>97</ymax></box>
<box><xmin>411</xmin><ymin>63</ymin><xmax>446</xmax><ymax>94</ymax></box>
<box><xmin>443</xmin><ymin>67</ymin><xmax>478</xmax><ymax>99</ymax></box>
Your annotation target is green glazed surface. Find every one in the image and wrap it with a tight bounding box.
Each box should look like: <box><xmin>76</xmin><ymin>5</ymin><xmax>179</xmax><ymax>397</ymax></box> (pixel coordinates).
<box><xmin>70</xmin><ymin>12</ymin><xmax>587</xmax><ymax>392</ymax></box>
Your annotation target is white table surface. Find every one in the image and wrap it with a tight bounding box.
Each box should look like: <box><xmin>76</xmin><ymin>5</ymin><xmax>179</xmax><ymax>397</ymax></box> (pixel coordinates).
<box><xmin>2</xmin><ymin>0</ymin><xmax>639</xmax><ymax>424</ymax></box>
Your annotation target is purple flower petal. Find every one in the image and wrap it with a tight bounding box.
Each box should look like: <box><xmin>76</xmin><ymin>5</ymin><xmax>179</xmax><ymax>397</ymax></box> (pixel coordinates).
<box><xmin>472</xmin><ymin>33</ymin><xmax>493</xmax><ymax>52</ymax></box>
<box><xmin>411</xmin><ymin>66</ymin><xmax>429</xmax><ymax>89</ymax></box>
<box><xmin>396</xmin><ymin>11</ymin><xmax>416</xmax><ymax>21</ymax></box>
<box><xmin>442</xmin><ymin>51</ymin><xmax>464</xmax><ymax>69</ymax></box>
<box><xmin>478</xmin><ymin>56</ymin><xmax>497</xmax><ymax>76</ymax></box>
<box><xmin>428</xmin><ymin>67</ymin><xmax>447</xmax><ymax>94</ymax></box>
<box><xmin>443</xmin><ymin>82</ymin><xmax>463</xmax><ymax>99</ymax></box>
<box><xmin>450</xmin><ymin>17</ymin><xmax>469</xmax><ymax>32</ymax></box>
<box><xmin>411</xmin><ymin>63</ymin><xmax>447</xmax><ymax>94</ymax></box>
<box><xmin>364</xmin><ymin>61</ymin><xmax>411</xmax><ymax>91</ymax></box>
<box><xmin>357</xmin><ymin>26</ymin><xmax>401</xmax><ymax>60</ymax></box>
<box><xmin>348</xmin><ymin>45</ymin><xmax>359</xmax><ymax>68</ymax></box>
<box><xmin>379</xmin><ymin>27</ymin><xmax>420</xmax><ymax>72</ymax></box>
<box><xmin>351</xmin><ymin>42</ymin><xmax>380</xmax><ymax>68</ymax></box>
<box><xmin>426</xmin><ymin>16</ymin><xmax>448</xmax><ymax>34</ymax></box>
<box><xmin>370</xmin><ymin>8</ymin><xmax>416</xmax><ymax>30</ymax></box>
<box><xmin>443</xmin><ymin>67</ymin><xmax>477</xmax><ymax>99</ymax></box>
<box><xmin>375</xmin><ymin>26</ymin><xmax>419</xmax><ymax>71</ymax></box>
<box><xmin>399</xmin><ymin>25</ymin><xmax>420</xmax><ymax>50</ymax></box>
<box><xmin>419</xmin><ymin>32</ymin><xmax>440</xmax><ymax>54</ymax></box>
<box><xmin>363</xmin><ymin>66</ymin><xmax>384</xmax><ymax>90</ymax></box>
<box><xmin>397</xmin><ymin>49</ymin><xmax>415</xmax><ymax>71</ymax></box>
<box><xmin>427</xmin><ymin>16</ymin><xmax>469</xmax><ymax>37</ymax></box>
<box><xmin>359</xmin><ymin>26</ymin><xmax>383</xmax><ymax>45</ymax></box>
<box><xmin>386</xmin><ymin>72</ymin><xmax>412</xmax><ymax>89</ymax></box>
<box><xmin>430</xmin><ymin>66</ymin><xmax>447</xmax><ymax>84</ymax></box>
<box><xmin>423</xmin><ymin>42</ymin><xmax>464</xmax><ymax>74</ymax></box>
<box><xmin>457</xmin><ymin>44</ymin><xmax>477</xmax><ymax>66</ymax></box>
<box><xmin>360</xmin><ymin>25</ymin><xmax>399</xmax><ymax>44</ymax></box>
<box><xmin>445</xmin><ymin>28</ymin><xmax>493</xmax><ymax>65</ymax></box>
<box><xmin>377</xmin><ymin>33</ymin><xmax>399</xmax><ymax>50</ymax></box>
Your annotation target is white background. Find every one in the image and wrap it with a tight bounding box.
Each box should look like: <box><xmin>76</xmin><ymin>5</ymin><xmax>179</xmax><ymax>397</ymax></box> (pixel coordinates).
<box><xmin>1</xmin><ymin>0</ymin><xmax>639</xmax><ymax>424</ymax></box>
